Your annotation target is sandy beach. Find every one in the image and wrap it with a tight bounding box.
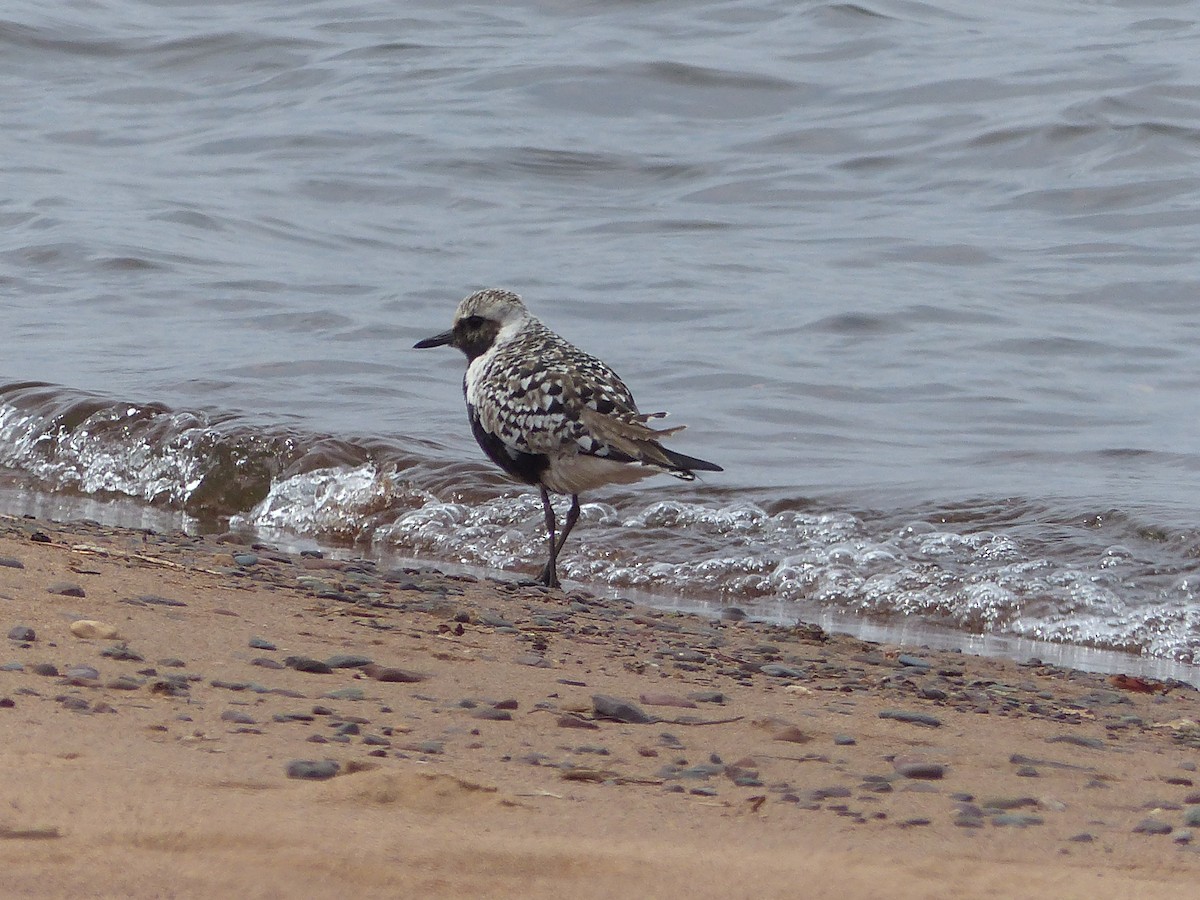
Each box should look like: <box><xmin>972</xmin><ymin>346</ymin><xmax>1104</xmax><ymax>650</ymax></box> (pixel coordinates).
<box><xmin>2</xmin><ymin>512</ymin><xmax>1199</xmax><ymax>899</ymax></box>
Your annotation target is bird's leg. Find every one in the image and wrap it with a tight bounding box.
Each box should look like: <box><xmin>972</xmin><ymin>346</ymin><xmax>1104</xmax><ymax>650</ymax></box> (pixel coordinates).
<box><xmin>537</xmin><ymin>486</ymin><xmax>560</xmax><ymax>588</ymax></box>
<box><xmin>552</xmin><ymin>494</ymin><xmax>581</xmax><ymax>558</ymax></box>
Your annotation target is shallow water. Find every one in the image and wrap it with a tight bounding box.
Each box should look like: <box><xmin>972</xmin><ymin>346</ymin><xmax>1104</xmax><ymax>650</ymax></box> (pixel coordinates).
<box><xmin>4</xmin><ymin>0</ymin><xmax>1200</xmax><ymax>669</ymax></box>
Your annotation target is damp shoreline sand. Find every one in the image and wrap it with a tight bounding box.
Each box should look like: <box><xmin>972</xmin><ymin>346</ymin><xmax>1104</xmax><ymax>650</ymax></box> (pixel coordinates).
<box><xmin>2</xmin><ymin>513</ymin><xmax>1199</xmax><ymax>899</ymax></box>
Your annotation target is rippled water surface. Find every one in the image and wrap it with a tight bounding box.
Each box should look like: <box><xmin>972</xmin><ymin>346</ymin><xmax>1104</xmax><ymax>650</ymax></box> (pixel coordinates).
<box><xmin>5</xmin><ymin>0</ymin><xmax>1200</xmax><ymax>671</ymax></box>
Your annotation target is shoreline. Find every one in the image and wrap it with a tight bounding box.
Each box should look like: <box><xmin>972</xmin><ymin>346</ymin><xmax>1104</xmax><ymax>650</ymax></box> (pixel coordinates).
<box><xmin>2</xmin><ymin>512</ymin><xmax>1200</xmax><ymax>898</ymax></box>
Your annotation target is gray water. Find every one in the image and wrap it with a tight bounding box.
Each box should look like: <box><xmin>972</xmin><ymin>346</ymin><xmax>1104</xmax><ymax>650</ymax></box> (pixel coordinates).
<box><xmin>5</xmin><ymin>0</ymin><xmax>1200</xmax><ymax>673</ymax></box>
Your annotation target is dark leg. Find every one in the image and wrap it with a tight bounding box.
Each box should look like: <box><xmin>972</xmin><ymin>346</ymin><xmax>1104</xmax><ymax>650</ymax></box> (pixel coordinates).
<box><xmin>553</xmin><ymin>494</ymin><xmax>581</xmax><ymax>558</ymax></box>
<box><xmin>537</xmin><ymin>486</ymin><xmax>559</xmax><ymax>588</ymax></box>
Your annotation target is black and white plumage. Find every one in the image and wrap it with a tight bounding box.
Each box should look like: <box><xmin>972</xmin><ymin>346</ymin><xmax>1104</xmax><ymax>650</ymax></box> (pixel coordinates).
<box><xmin>414</xmin><ymin>288</ymin><xmax>723</xmax><ymax>588</ymax></box>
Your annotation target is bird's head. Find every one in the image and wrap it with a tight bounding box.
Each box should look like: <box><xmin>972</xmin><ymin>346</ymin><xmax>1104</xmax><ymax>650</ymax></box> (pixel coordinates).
<box><xmin>414</xmin><ymin>288</ymin><xmax>531</xmax><ymax>361</ymax></box>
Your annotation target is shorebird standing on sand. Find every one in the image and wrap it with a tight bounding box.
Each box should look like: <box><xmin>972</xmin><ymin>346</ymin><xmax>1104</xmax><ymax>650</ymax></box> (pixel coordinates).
<box><xmin>414</xmin><ymin>288</ymin><xmax>723</xmax><ymax>588</ymax></box>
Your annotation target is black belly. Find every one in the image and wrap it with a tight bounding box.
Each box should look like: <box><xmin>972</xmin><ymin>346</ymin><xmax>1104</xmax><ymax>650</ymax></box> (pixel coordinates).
<box><xmin>468</xmin><ymin>405</ymin><xmax>548</xmax><ymax>486</ymax></box>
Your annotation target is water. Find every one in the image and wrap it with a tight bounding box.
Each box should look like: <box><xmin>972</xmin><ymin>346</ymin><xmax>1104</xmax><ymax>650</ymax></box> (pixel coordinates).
<box><xmin>4</xmin><ymin>0</ymin><xmax>1200</xmax><ymax>675</ymax></box>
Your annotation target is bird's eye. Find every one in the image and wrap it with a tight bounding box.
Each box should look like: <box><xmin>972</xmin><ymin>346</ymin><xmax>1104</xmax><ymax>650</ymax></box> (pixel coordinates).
<box><xmin>463</xmin><ymin>315</ymin><xmax>485</xmax><ymax>328</ymax></box>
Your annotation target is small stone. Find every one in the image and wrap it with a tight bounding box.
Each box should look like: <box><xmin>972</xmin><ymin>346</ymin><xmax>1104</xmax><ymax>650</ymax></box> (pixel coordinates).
<box><xmin>1132</xmin><ymin>818</ymin><xmax>1173</xmax><ymax>835</ymax></box>
<box><xmin>514</xmin><ymin>653</ymin><xmax>550</xmax><ymax>668</ymax></box>
<box><xmin>557</xmin><ymin>714</ymin><xmax>600</xmax><ymax>730</ymax></box>
<box><xmin>221</xmin><ymin>710</ymin><xmax>257</xmax><ymax>725</ymax></box>
<box><xmin>362</xmin><ymin>664</ymin><xmax>426</xmax><ymax>683</ymax></box>
<box><xmin>322</xmin><ymin>688</ymin><xmax>365</xmax><ymax>701</ymax></box>
<box><xmin>326</xmin><ymin>654</ymin><xmax>373</xmax><ymax>669</ymax></box>
<box><xmin>232</xmin><ymin>553</ymin><xmax>258</xmax><ymax>567</ymax></box>
<box><xmin>31</xmin><ymin>663</ymin><xmax>59</xmax><ymax>677</ymax></box>
<box><xmin>1185</xmin><ymin>806</ymin><xmax>1200</xmax><ymax>828</ymax></box>
<box><xmin>101</xmin><ymin>644</ymin><xmax>145</xmax><ymax>662</ymax></box>
<box><xmin>132</xmin><ymin>594</ymin><xmax>187</xmax><ymax>608</ymax></box>
<box><xmin>7</xmin><ymin>625</ymin><xmax>36</xmax><ymax>642</ymax></box>
<box><xmin>70</xmin><ymin>620</ymin><xmax>121</xmax><ymax>640</ymax></box>
<box><xmin>592</xmin><ymin>694</ymin><xmax>652</xmax><ymax>724</ymax></box>
<box><xmin>0</xmin><ymin>557</ymin><xmax>25</xmax><ymax>569</ymax></box>
<box><xmin>286</xmin><ymin>759</ymin><xmax>340</xmax><ymax>780</ymax></box>
<box><xmin>687</xmin><ymin>691</ymin><xmax>726</xmax><ymax>704</ymax></box>
<box><xmin>471</xmin><ymin>707</ymin><xmax>513</xmax><ymax>721</ymax></box>
<box><xmin>1068</xmin><ymin>833</ymin><xmax>1095</xmax><ymax>843</ymax></box>
<box><xmin>981</xmin><ymin>797</ymin><xmax>1038</xmax><ymax>811</ymax></box>
<box><xmin>285</xmin><ymin>656</ymin><xmax>333</xmax><ymax>674</ymax></box>
<box><xmin>249</xmin><ymin>637</ymin><xmax>277</xmax><ymax>651</ymax></box>
<box><xmin>157</xmin><ymin>658</ymin><xmax>187</xmax><ymax>668</ymax></box>
<box><xmin>893</xmin><ymin>758</ymin><xmax>946</xmax><ymax>780</ymax></box>
<box><xmin>879</xmin><ymin>709</ymin><xmax>942</xmax><ymax>728</ymax></box>
<box><xmin>760</xmin><ymin>663</ymin><xmax>804</xmax><ymax>678</ymax></box>
<box><xmin>1046</xmin><ymin>734</ymin><xmax>1105</xmax><ymax>750</ymax></box>
<box><xmin>65</xmin><ymin>665</ymin><xmax>101</xmax><ymax>680</ymax></box>
<box><xmin>29</xmin><ymin>531</ymin><xmax>51</xmax><ymax>543</ymax></box>
<box><xmin>833</xmin><ymin>734</ymin><xmax>857</xmax><ymax>746</ymax></box>
<box><xmin>47</xmin><ymin>582</ymin><xmax>85</xmax><ymax>598</ymax></box>
<box><xmin>106</xmin><ymin>676</ymin><xmax>143</xmax><ymax>690</ymax></box>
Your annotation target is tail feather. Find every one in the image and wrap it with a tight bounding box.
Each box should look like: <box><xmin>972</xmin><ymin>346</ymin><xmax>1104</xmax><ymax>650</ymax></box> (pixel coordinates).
<box><xmin>660</xmin><ymin>447</ymin><xmax>723</xmax><ymax>475</ymax></box>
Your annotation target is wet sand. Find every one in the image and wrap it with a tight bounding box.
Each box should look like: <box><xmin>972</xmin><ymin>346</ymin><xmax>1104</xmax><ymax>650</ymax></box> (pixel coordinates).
<box><xmin>2</xmin><ymin>513</ymin><xmax>1199</xmax><ymax>899</ymax></box>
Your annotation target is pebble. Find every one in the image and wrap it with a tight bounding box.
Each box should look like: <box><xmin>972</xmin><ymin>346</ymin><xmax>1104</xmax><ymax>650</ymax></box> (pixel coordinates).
<box><xmin>326</xmin><ymin>654</ymin><xmax>373</xmax><ymax>669</ymax></box>
<box><xmin>1132</xmin><ymin>818</ymin><xmax>1173</xmax><ymax>835</ymax></box>
<box><xmin>249</xmin><ymin>637</ymin><xmax>277</xmax><ymax>651</ymax></box>
<box><xmin>879</xmin><ymin>709</ymin><xmax>942</xmax><ymax>728</ymax></box>
<box><xmin>471</xmin><ymin>707</ymin><xmax>513</xmax><ymax>721</ymax></box>
<box><xmin>592</xmin><ymin>694</ymin><xmax>653</xmax><ymax>724</ymax></box>
<box><xmin>65</xmin><ymin>665</ymin><xmax>101</xmax><ymax>680</ymax></box>
<box><xmin>70</xmin><ymin>620</ymin><xmax>121</xmax><ymax>640</ymax></box>
<box><xmin>1185</xmin><ymin>806</ymin><xmax>1200</xmax><ymax>828</ymax></box>
<box><xmin>981</xmin><ymin>797</ymin><xmax>1038</xmax><ymax>811</ymax></box>
<box><xmin>557</xmin><ymin>714</ymin><xmax>600</xmax><ymax>730</ymax></box>
<box><xmin>32</xmin><ymin>663</ymin><xmax>60</xmax><ymax>677</ymax></box>
<box><xmin>687</xmin><ymin>691</ymin><xmax>726</xmax><ymax>704</ymax></box>
<box><xmin>362</xmin><ymin>664</ymin><xmax>426</xmax><ymax>683</ymax></box>
<box><xmin>47</xmin><ymin>582</ymin><xmax>86</xmax><ymax>598</ymax></box>
<box><xmin>251</xmin><ymin>657</ymin><xmax>285</xmax><ymax>669</ymax></box>
<box><xmin>0</xmin><ymin>557</ymin><xmax>25</xmax><ymax>569</ymax></box>
<box><xmin>893</xmin><ymin>758</ymin><xmax>946</xmax><ymax>780</ymax></box>
<box><xmin>7</xmin><ymin>626</ymin><xmax>35</xmax><ymax>642</ymax></box>
<box><xmin>322</xmin><ymin>688</ymin><xmax>365</xmax><ymax>701</ymax></box>
<box><xmin>221</xmin><ymin>710</ymin><xmax>258</xmax><ymax>725</ymax></box>
<box><xmin>285</xmin><ymin>656</ymin><xmax>334</xmax><ymax>674</ymax></box>
<box><xmin>833</xmin><ymin>734</ymin><xmax>857</xmax><ymax>746</ymax></box>
<box><xmin>286</xmin><ymin>759</ymin><xmax>341</xmax><ymax>781</ymax></box>
<box><xmin>232</xmin><ymin>553</ymin><xmax>258</xmax><ymax>567</ymax></box>
<box><xmin>760</xmin><ymin>663</ymin><xmax>804</xmax><ymax>678</ymax></box>
<box><xmin>101</xmin><ymin>644</ymin><xmax>145</xmax><ymax>662</ymax></box>
<box><xmin>106</xmin><ymin>676</ymin><xmax>143</xmax><ymax>690</ymax></box>
<box><xmin>132</xmin><ymin>594</ymin><xmax>187</xmax><ymax>608</ymax></box>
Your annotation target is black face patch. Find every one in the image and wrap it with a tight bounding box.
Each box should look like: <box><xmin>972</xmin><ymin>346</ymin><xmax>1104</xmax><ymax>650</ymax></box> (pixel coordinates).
<box><xmin>453</xmin><ymin>315</ymin><xmax>502</xmax><ymax>361</ymax></box>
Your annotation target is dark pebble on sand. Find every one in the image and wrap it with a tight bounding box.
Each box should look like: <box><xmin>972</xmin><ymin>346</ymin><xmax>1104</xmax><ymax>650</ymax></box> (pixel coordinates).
<box><xmin>232</xmin><ymin>553</ymin><xmax>258</xmax><ymax>567</ymax></box>
<box><xmin>362</xmin><ymin>734</ymin><xmax>390</xmax><ymax>746</ymax></box>
<box><xmin>687</xmin><ymin>691</ymin><xmax>726</xmax><ymax>704</ymax></box>
<box><xmin>249</xmin><ymin>637</ymin><xmax>277</xmax><ymax>651</ymax></box>
<box><xmin>251</xmin><ymin>657</ymin><xmax>285</xmax><ymax>670</ymax></box>
<box><xmin>1068</xmin><ymin>833</ymin><xmax>1095</xmax><ymax>843</ymax></box>
<box><xmin>101</xmin><ymin>644</ymin><xmax>145</xmax><ymax>662</ymax></box>
<box><xmin>59</xmin><ymin>696</ymin><xmax>89</xmax><ymax>711</ymax></box>
<box><xmin>133</xmin><ymin>594</ymin><xmax>187</xmax><ymax>607</ymax></box>
<box><xmin>1184</xmin><ymin>807</ymin><xmax>1200</xmax><ymax>828</ymax></box>
<box><xmin>0</xmin><ymin>557</ymin><xmax>25</xmax><ymax>568</ymax></box>
<box><xmin>592</xmin><ymin>694</ymin><xmax>652</xmax><ymax>724</ymax></box>
<box><xmin>285</xmin><ymin>656</ymin><xmax>334</xmax><ymax>674</ymax></box>
<box><xmin>29</xmin><ymin>532</ymin><xmax>51</xmax><ymax>543</ymax></box>
<box><xmin>47</xmin><ymin>582</ymin><xmax>85</xmax><ymax>598</ymax></box>
<box><xmin>66</xmin><ymin>665</ymin><xmax>101</xmax><ymax>680</ymax></box>
<box><xmin>326</xmin><ymin>654</ymin><xmax>373</xmax><ymax>669</ymax></box>
<box><xmin>514</xmin><ymin>653</ymin><xmax>550</xmax><ymax>668</ymax></box>
<box><xmin>833</xmin><ymin>734</ymin><xmax>857</xmax><ymax>746</ymax></box>
<box><xmin>276</xmin><ymin>712</ymin><xmax>316</xmax><ymax>723</ymax></box>
<box><xmin>286</xmin><ymin>759</ymin><xmax>340</xmax><ymax>781</ymax></box>
<box><xmin>32</xmin><ymin>663</ymin><xmax>60</xmax><ymax>677</ymax></box>
<box><xmin>896</xmin><ymin>655</ymin><xmax>931</xmax><ymax>669</ymax></box>
<box><xmin>879</xmin><ymin>709</ymin><xmax>942</xmax><ymax>728</ymax></box>
<box><xmin>760</xmin><ymin>663</ymin><xmax>804</xmax><ymax>678</ymax></box>
<box><xmin>334</xmin><ymin>722</ymin><xmax>360</xmax><ymax>736</ymax></box>
<box><xmin>362</xmin><ymin>664</ymin><xmax>426</xmax><ymax>683</ymax></box>
<box><xmin>894</xmin><ymin>759</ymin><xmax>946</xmax><ymax>780</ymax></box>
<box><xmin>7</xmin><ymin>626</ymin><xmax>35</xmax><ymax>642</ymax></box>
<box><xmin>157</xmin><ymin>658</ymin><xmax>186</xmax><ymax>668</ymax></box>
<box><xmin>720</xmin><ymin>607</ymin><xmax>746</xmax><ymax>621</ymax></box>
<box><xmin>322</xmin><ymin>688</ymin><xmax>365</xmax><ymax>701</ymax></box>
<box><xmin>472</xmin><ymin>707</ymin><xmax>513</xmax><ymax>721</ymax></box>
<box><xmin>1133</xmin><ymin>818</ymin><xmax>1173</xmax><ymax>835</ymax></box>
<box><xmin>221</xmin><ymin>710</ymin><xmax>258</xmax><ymax>725</ymax></box>
<box><xmin>0</xmin><ymin>697</ymin><xmax>13</xmax><ymax>708</ymax></box>
<box><xmin>106</xmin><ymin>676</ymin><xmax>143</xmax><ymax>690</ymax></box>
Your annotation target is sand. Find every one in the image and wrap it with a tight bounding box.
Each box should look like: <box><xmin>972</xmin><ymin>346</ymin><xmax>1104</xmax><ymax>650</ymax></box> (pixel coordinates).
<box><xmin>1</xmin><ymin>512</ymin><xmax>1199</xmax><ymax>899</ymax></box>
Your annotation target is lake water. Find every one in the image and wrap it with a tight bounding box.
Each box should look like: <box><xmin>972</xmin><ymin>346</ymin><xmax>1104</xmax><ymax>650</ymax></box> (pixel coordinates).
<box><xmin>4</xmin><ymin>0</ymin><xmax>1200</xmax><ymax>677</ymax></box>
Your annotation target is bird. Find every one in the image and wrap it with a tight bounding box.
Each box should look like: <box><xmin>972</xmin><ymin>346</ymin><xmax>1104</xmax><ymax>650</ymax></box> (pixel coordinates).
<box><xmin>414</xmin><ymin>288</ymin><xmax>723</xmax><ymax>588</ymax></box>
